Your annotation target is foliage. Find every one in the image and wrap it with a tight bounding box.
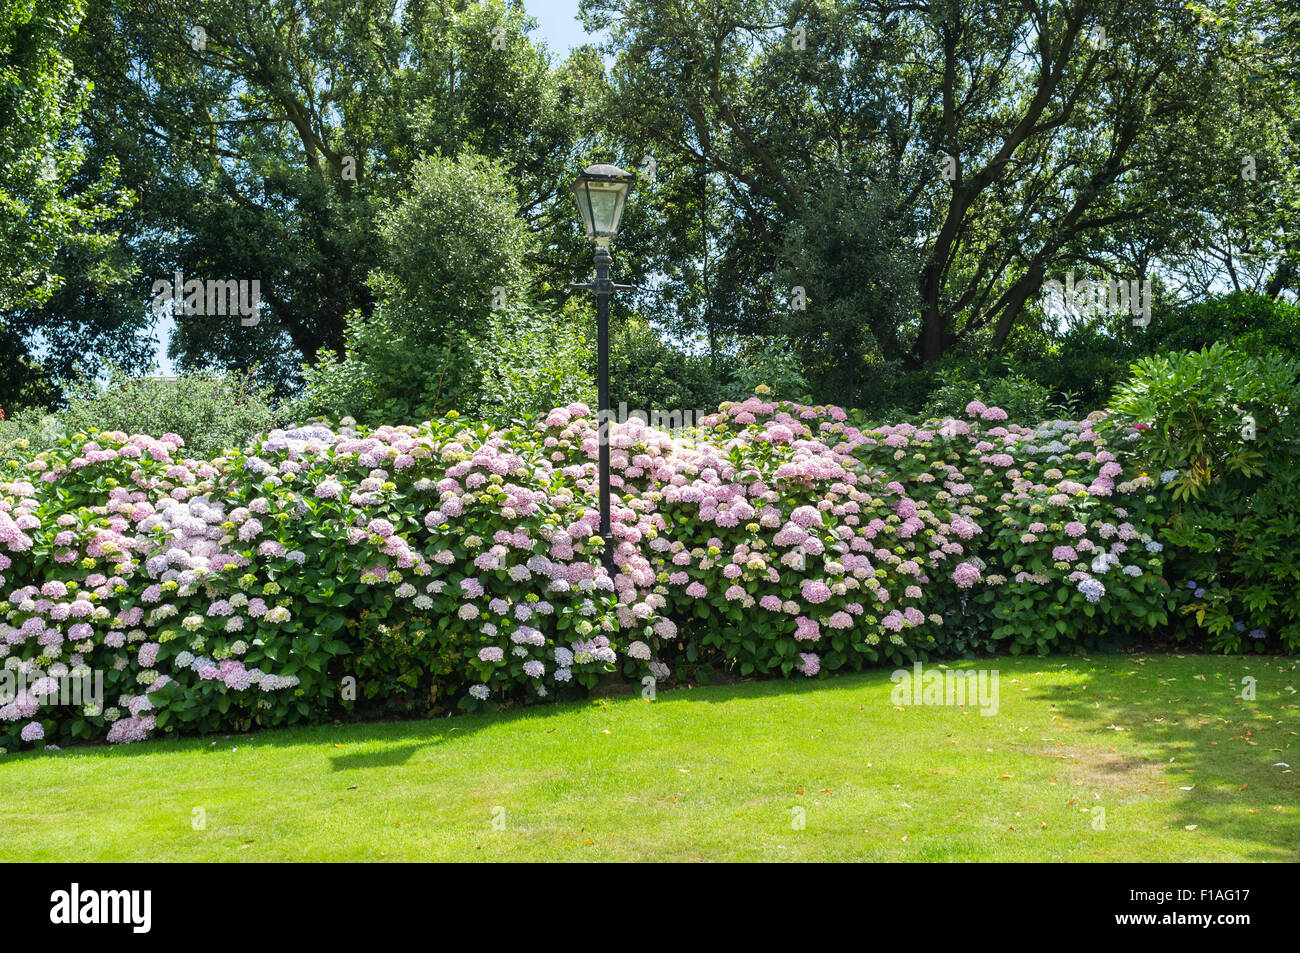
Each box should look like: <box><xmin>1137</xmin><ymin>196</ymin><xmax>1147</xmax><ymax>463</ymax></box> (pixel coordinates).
<box><xmin>1139</xmin><ymin>292</ymin><xmax>1300</xmax><ymax>358</ymax></box>
<box><xmin>8</xmin><ymin>381</ymin><xmax>1300</xmax><ymax>754</ymax></box>
<box><xmin>368</xmin><ymin>151</ymin><xmax>535</xmax><ymax>351</ymax></box>
<box><xmin>1108</xmin><ymin>342</ymin><xmax>1300</xmax><ymax>653</ymax></box>
<box><xmin>0</xmin><ymin>0</ymin><xmax>127</xmax><ymax>312</ymax></box>
<box><xmin>1159</xmin><ymin>455</ymin><xmax>1300</xmax><ymax>653</ymax></box>
<box><xmin>53</xmin><ymin>0</ymin><xmax>597</xmax><ymax>399</ymax></box>
<box><xmin>0</xmin><ymin>406</ymin><xmax>63</xmax><ymax>453</ymax></box>
<box><xmin>727</xmin><ymin>338</ymin><xmax>812</xmax><ymax>405</ymax></box>
<box><xmin>60</xmin><ymin>372</ymin><xmax>280</xmax><ymax>460</ymax></box>
<box><xmin>536</xmin><ymin>392</ymin><xmax>1168</xmax><ymax>676</ymax></box>
<box><xmin>592</xmin><ymin>0</ymin><xmax>1248</xmax><ymax>395</ymax></box>
<box><xmin>479</xmin><ymin>303</ymin><xmax>596</xmax><ymax>424</ymax></box>
<box><xmin>609</xmin><ymin>315</ymin><xmax>724</xmax><ymax>414</ymax></box>
<box><xmin>1104</xmin><ymin>343</ymin><xmax>1297</xmax><ymax>499</ymax></box>
<box><xmin>921</xmin><ymin>362</ymin><xmax>1065</xmax><ymax>424</ymax></box>
<box><xmin>296</xmin><ymin>151</ymin><xmax>591</xmax><ymax>426</ymax></box>
<box><xmin>0</xmin><ymin>0</ymin><xmax>137</xmax><ymax>408</ymax></box>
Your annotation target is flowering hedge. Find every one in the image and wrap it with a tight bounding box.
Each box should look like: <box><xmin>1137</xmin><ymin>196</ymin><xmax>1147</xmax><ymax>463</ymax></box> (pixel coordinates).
<box><xmin>534</xmin><ymin>396</ymin><xmax>1170</xmax><ymax>679</ymax></box>
<box><xmin>0</xmin><ymin>417</ymin><xmax>659</xmax><ymax>752</ymax></box>
<box><xmin>0</xmin><ymin>392</ymin><xmax>1188</xmax><ymax>752</ymax></box>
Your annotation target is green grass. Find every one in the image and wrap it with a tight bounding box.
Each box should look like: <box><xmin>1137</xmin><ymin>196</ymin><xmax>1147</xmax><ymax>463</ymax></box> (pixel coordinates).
<box><xmin>2</xmin><ymin>652</ymin><xmax>1298</xmax><ymax>861</ymax></box>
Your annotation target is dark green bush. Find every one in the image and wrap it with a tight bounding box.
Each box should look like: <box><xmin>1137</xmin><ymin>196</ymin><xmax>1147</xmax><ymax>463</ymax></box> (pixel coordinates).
<box><xmin>1107</xmin><ymin>344</ymin><xmax>1300</xmax><ymax>652</ymax></box>
<box><xmin>920</xmin><ymin>359</ymin><xmax>1074</xmax><ymax>423</ymax></box>
<box><xmin>1139</xmin><ymin>292</ymin><xmax>1300</xmax><ymax>358</ymax></box>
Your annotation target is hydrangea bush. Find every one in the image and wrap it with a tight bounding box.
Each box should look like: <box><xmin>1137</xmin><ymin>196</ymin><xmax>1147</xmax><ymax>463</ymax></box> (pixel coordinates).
<box><xmin>0</xmin><ymin>386</ymin><xmax>1259</xmax><ymax>754</ymax></box>
<box><xmin>533</xmin><ymin>394</ymin><xmax>1170</xmax><ymax>678</ymax></box>
<box><xmin>0</xmin><ymin>415</ymin><xmax>658</xmax><ymax>751</ymax></box>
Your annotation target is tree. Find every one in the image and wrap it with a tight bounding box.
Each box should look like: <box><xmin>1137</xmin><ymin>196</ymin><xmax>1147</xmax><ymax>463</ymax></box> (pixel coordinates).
<box><xmin>0</xmin><ymin>0</ymin><xmax>132</xmax><ymax>405</ymax></box>
<box><xmin>585</xmin><ymin>0</ymin><xmax>1265</xmax><ymax>405</ymax></box>
<box><xmin>298</xmin><ymin>150</ymin><xmax>593</xmax><ymax>424</ymax></box>
<box><xmin>67</xmin><ymin>0</ymin><xmax>596</xmax><ymax>398</ymax></box>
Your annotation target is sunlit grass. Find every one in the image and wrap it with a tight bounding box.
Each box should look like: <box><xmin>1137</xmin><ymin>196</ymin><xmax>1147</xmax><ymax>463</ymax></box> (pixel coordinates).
<box><xmin>2</xmin><ymin>653</ymin><xmax>1297</xmax><ymax>861</ymax></box>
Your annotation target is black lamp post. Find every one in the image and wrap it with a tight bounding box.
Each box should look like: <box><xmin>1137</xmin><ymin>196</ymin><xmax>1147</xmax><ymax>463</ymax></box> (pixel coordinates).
<box><xmin>570</xmin><ymin>163</ymin><xmax>635</xmax><ymax>581</ymax></box>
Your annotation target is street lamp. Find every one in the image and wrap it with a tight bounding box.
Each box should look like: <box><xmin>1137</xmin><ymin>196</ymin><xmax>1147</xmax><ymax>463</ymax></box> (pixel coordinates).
<box><xmin>570</xmin><ymin>163</ymin><xmax>635</xmax><ymax>581</ymax></box>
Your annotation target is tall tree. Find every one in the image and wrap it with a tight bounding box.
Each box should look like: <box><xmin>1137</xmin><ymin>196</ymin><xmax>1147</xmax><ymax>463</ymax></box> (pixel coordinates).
<box><xmin>66</xmin><ymin>0</ymin><xmax>595</xmax><ymax>398</ymax></box>
<box><xmin>586</xmin><ymin>0</ymin><xmax>1260</xmax><ymax>404</ymax></box>
<box><xmin>0</xmin><ymin>0</ymin><xmax>133</xmax><ymax>406</ymax></box>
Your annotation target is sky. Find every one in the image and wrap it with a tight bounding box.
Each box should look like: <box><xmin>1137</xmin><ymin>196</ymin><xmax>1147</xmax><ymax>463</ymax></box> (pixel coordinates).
<box><xmin>526</xmin><ymin>0</ymin><xmax>603</xmax><ymax>55</ymax></box>
<box><xmin>149</xmin><ymin>0</ymin><xmax>601</xmax><ymax>376</ymax></box>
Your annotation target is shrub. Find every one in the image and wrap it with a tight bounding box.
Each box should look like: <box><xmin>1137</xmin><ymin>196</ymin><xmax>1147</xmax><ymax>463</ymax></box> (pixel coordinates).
<box><xmin>1105</xmin><ymin>343</ymin><xmax>1296</xmax><ymax>500</ymax></box>
<box><xmin>0</xmin><ymin>413</ymin><xmax>659</xmax><ymax>750</ymax></box>
<box><xmin>0</xmin><ymin>406</ymin><xmax>64</xmax><ymax>453</ymax></box>
<box><xmin>536</xmin><ymin>391</ymin><xmax>1167</xmax><ymax>673</ymax></box>
<box><xmin>10</xmin><ymin>382</ymin><xmax>1289</xmax><ymax>754</ymax></box>
<box><xmin>297</xmin><ymin>152</ymin><xmax>591</xmax><ymax>426</ymax></box>
<box><xmin>1106</xmin><ymin>345</ymin><xmax>1300</xmax><ymax>652</ymax></box>
<box><xmin>59</xmin><ymin>372</ymin><xmax>278</xmax><ymax>460</ymax></box>
<box><xmin>1139</xmin><ymin>292</ymin><xmax>1300</xmax><ymax>359</ymax></box>
<box><xmin>921</xmin><ymin>363</ymin><xmax>1065</xmax><ymax>424</ymax></box>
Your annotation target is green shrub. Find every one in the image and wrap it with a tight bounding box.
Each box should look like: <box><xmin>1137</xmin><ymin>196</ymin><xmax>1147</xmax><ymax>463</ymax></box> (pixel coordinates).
<box><xmin>921</xmin><ymin>361</ymin><xmax>1066</xmax><ymax>423</ymax></box>
<box><xmin>0</xmin><ymin>406</ymin><xmax>64</xmax><ymax>453</ymax></box>
<box><xmin>610</xmin><ymin>315</ymin><xmax>723</xmax><ymax>414</ymax></box>
<box><xmin>296</xmin><ymin>150</ymin><xmax>592</xmax><ymax>425</ymax></box>
<box><xmin>297</xmin><ymin>305</ymin><xmax>594</xmax><ymax>428</ymax></box>
<box><xmin>60</xmin><ymin>372</ymin><xmax>278</xmax><ymax>459</ymax></box>
<box><xmin>1159</xmin><ymin>456</ymin><xmax>1300</xmax><ymax>653</ymax></box>
<box><xmin>477</xmin><ymin>303</ymin><xmax>595</xmax><ymax>424</ymax></box>
<box><xmin>1106</xmin><ymin>344</ymin><xmax>1300</xmax><ymax>652</ymax></box>
<box><xmin>1140</xmin><ymin>292</ymin><xmax>1300</xmax><ymax>359</ymax></box>
<box><xmin>1105</xmin><ymin>343</ymin><xmax>1296</xmax><ymax>499</ymax></box>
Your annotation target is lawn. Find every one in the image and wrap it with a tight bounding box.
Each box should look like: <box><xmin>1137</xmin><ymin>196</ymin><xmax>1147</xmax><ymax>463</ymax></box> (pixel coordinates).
<box><xmin>2</xmin><ymin>652</ymin><xmax>1297</xmax><ymax>862</ymax></box>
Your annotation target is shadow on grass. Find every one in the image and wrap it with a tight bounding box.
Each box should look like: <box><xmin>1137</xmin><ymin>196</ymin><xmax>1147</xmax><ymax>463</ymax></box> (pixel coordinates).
<box><xmin>1030</xmin><ymin>653</ymin><xmax>1300</xmax><ymax>862</ymax></box>
<box><xmin>0</xmin><ymin>667</ymin><xmax>894</xmax><ymax>773</ymax></box>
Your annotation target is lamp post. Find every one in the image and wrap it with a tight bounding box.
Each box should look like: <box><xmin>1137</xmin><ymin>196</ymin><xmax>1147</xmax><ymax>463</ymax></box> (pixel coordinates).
<box><xmin>570</xmin><ymin>163</ymin><xmax>635</xmax><ymax>581</ymax></box>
